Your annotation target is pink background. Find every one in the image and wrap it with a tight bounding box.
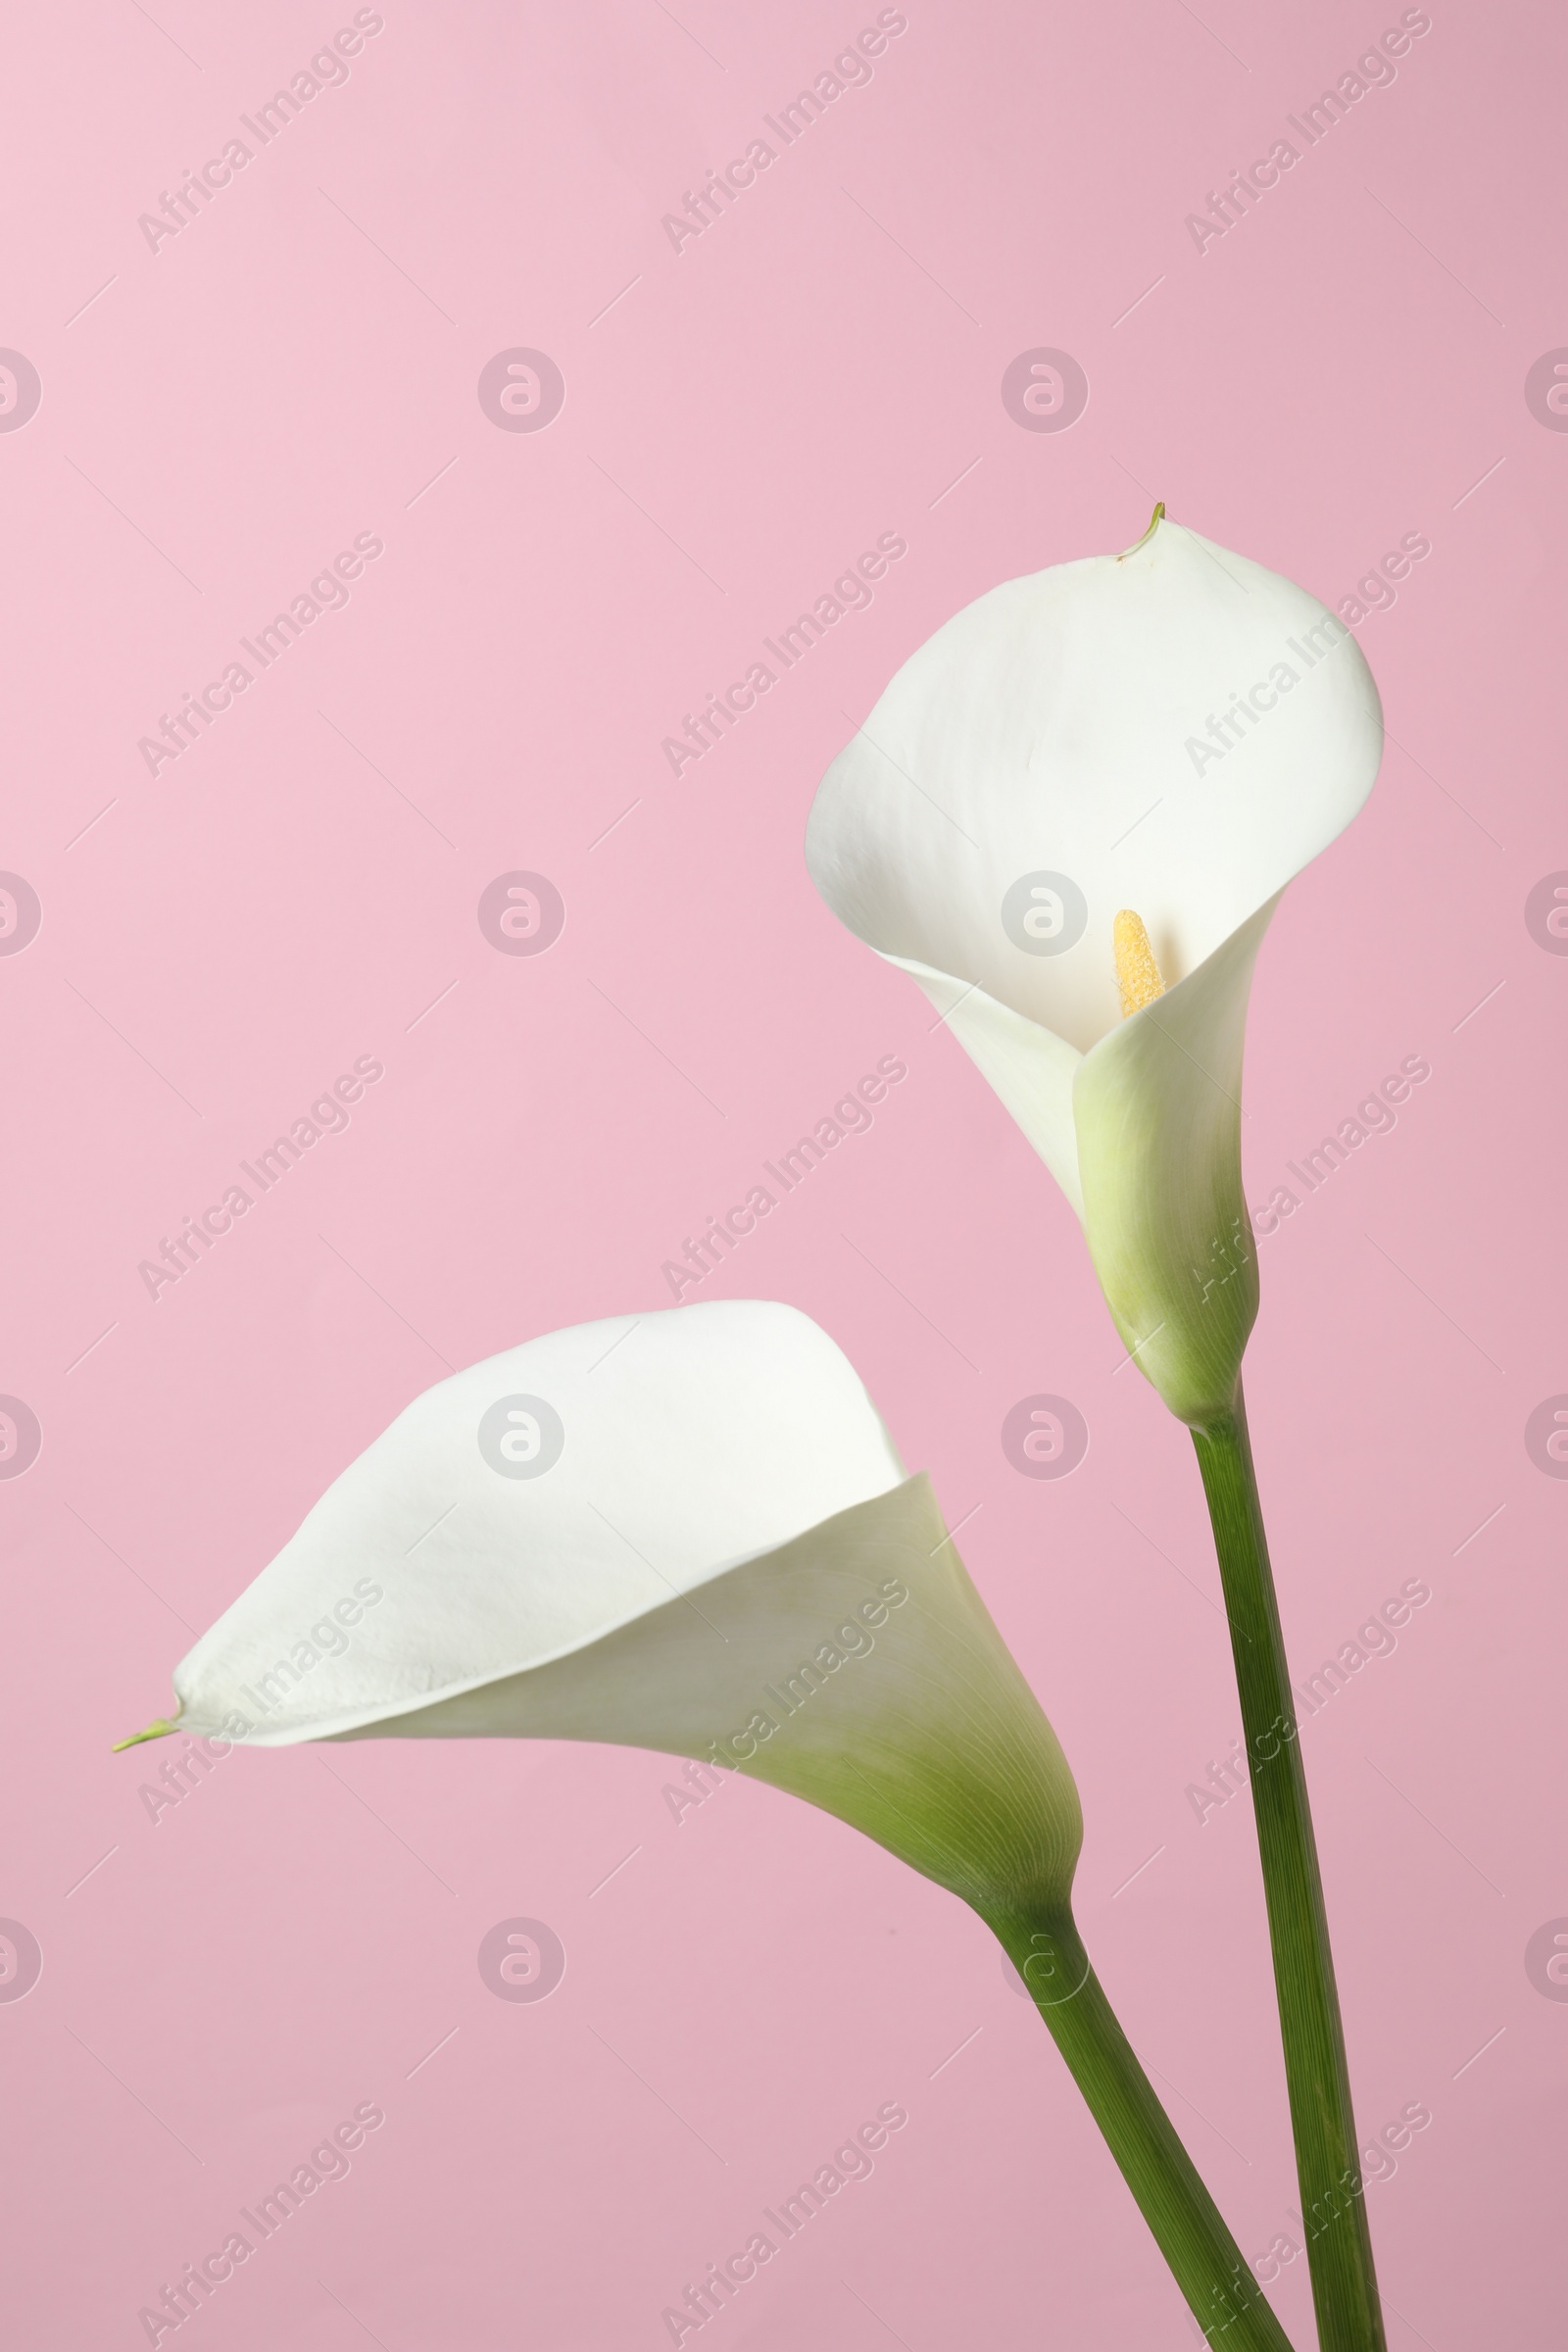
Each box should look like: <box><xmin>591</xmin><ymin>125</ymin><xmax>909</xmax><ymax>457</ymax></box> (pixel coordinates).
<box><xmin>1</xmin><ymin>2</ymin><xmax>1562</xmax><ymax>2344</ymax></box>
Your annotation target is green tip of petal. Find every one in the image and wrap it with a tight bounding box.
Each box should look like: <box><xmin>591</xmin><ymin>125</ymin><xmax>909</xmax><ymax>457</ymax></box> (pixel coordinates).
<box><xmin>112</xmin><ymin>1716</ymin><xmax>179</xmax><ymax>1752</ymax></box>
<box><xmin>1118</xmin><ymin>501</ymin><xmax>1166</xmax><ymax>560</ymax></box>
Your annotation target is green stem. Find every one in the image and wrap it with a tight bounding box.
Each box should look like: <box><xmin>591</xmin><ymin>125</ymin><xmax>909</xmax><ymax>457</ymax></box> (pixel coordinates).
<box><xmin>1191</xmin><ymin>1383</ymin><xmax>1386</xmax><ymax>2352</ymax></box>
<box><xmin>980</xmin><ymin>1901</ymin><xmax>1297</xmax><ymax>2350</ymax></box>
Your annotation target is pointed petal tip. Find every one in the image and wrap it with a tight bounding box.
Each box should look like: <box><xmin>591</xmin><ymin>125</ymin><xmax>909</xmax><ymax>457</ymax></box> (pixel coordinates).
<box><xmin>1117</xmin><ymin>500</ymin><xmax>1166</xmax><ymax>560</ymax></box>
<box><xmin>112</xmin><ymin>1716</ymin><xmax>179</xmax><ymax>1752</ymax></box>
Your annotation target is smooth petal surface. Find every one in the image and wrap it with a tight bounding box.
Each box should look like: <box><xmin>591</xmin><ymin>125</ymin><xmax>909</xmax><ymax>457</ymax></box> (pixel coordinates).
<box><xmin>1075</xmin><ymin>901</ymin><xmax>1276</xmax><ymax>1424</ymax></box>
<box><xmin>892</xmin><ymin>953</ymin><xmax>1085</xmax><ymax>1215</ymax></box>
<box><xmin>172</xmin><ymin>1300</ymin><xmax>905</xmax><ymax>1744</ymax></box>
<box><xmin>164</xmin><ymin>1301</ymin><xmax>1082</xmax><ymax>1911</ymax></box>
<box><xmin>805</xmin><ymin>515</ymin><xmax>1383</xmax><ymax>1418</ymax></box>
<box><xmin>337</xmin><ymin>1474</ymin><xmax>1083</xmax><ymax>1914</ymax></box>
<box><xmin>805</xmin><ymin>515</ymin><xmax>1382</xmax><ymax>1054</ymax></box>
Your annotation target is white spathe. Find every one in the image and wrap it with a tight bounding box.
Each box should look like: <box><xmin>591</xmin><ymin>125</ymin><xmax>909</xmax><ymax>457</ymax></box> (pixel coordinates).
<box><xmin>161</xmin><ymin>1301</ymin><xmax>1082</xmax><ymax>1912</ymax></box>
<box><xmin>805</xmin><ymin>515</ymin><xmax>1383</xmax><ymax>1422</ymax></box>
<box><xmin>173</xmin><ymin>1301</ymin><xmax>904</xmax><ymax>1744</ymax></box>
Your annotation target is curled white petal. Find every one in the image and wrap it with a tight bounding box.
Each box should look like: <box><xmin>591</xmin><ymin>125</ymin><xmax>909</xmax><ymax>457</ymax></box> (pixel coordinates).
<box><xmin>1075</xmin><ymin>901</ymin><xmax>1277</xmax><ymax>1422</ymax></box>
<box><xmin>806</xmin><ymin>517</ymin><xmax>1382</xmax><ymax>1054</ymax></box>
<box><xmin>164</xmin><ymin>1300</ymin><xmax>1082</xmax><ymax>1910</ymax></box>
<box><xmin>892</xmin><ymin>954</ymin><xmax>1085</xmax><ymax>1217</ymax></box>
<box><xmin>174</xmin><ymin>1300</ymin><xmax>905</xmax><ymax>1745</ymax></box>
<box><xmin>338</xmin><ymin>1472</ymin><xmax>1083</xmax><ymax>1913</ymax></box>
<box><xmin>805</xmin><ymin>516</ymin><xmax>1384</xmax><ymax>1419</ymax></box>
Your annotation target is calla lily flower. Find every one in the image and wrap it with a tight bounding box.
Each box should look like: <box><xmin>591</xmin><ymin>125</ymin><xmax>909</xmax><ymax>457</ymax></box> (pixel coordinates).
<box><xmin>127</xmin><ymin>1299</ymin><xmax>1081</xmax><ymax>1916</ymax></box>
<box><xmin>805</xmin><ymin>511</ymin><xmax>1383</xmax><ymax>1425</ymax></box>
<box><xmin>119</xmin><ymin>1298</ymin><xmax>1299</xmax><ymax>2347</ymax></box>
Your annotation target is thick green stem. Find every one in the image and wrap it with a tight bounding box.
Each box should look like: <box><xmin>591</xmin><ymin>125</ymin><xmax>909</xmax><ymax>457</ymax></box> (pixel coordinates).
<box><xmin>1192</xmin><ymin>1384</ymin><xmax>1386</xmax><ymax>2352</ymax></box>
<box><xmin>980</xmin><ymin>1902</ymin><xmax>1297</xmax><ymax>2350</ymax></box>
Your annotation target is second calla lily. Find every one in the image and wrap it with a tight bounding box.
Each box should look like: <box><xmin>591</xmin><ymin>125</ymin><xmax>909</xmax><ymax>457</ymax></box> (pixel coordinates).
<box><xmin>805</xmin><ymin>511</ymin><xmax>1384</xmax><ymax>1424</ymax></box>
<box><xmin>120</xmin><ymin>1298</ymin><xmax>1302</xmax><ymax>2345</ymax></box>
<box><xmin>129</xmin><ymin>1299</ymin><xmax>1082</xmax><ymax>1916</ymax></box>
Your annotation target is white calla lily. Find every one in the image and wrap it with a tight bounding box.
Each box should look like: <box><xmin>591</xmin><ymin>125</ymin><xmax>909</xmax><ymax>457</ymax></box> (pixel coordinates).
<box><xmin>119</xmin><ymin>1297</ymin><xmax>1304</xmax><ymax>2347</ymax></box>
<box><xmin>805</xmin><ymin>511</ymin><xmax>1383</xmax><ymax>1424</ymax></box>
<box><xmin>129</xmin><ymin>1300</ymin><xmax>1081</xmax><ymax>1915</ymax></box>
